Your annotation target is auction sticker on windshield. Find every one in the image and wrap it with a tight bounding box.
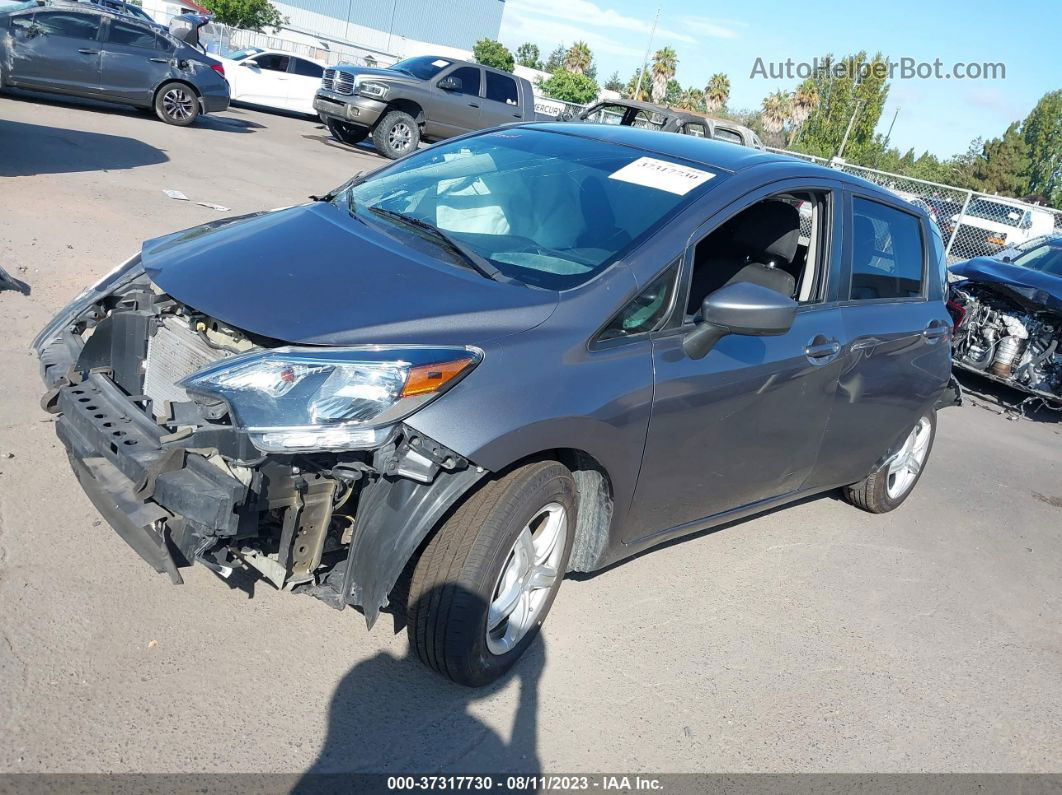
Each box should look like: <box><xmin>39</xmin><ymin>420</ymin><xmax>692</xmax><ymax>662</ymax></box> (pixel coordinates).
<box><xmin>608</xmin><ymin>157</ymin><xmax>715</xmax><ymax>195</ymax></box>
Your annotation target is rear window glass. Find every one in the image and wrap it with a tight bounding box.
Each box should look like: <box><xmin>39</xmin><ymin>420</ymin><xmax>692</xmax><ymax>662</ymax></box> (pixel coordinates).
<box><xmin>851</xmin><ymin>198</ymin><xmax>925</xmax><ymax>300</ymax></box>
<box><xmin>485</xmin><ymin>71</ymin><xmax>518</xmax><ymax>105</ymax></box>
<box><xmin>108</xmin><ymin>20</ymin><xmax>155</xmax><ymax>47</ymax></box>
<box><xmin>291</xmin><ymin>58</ymin><xmax>323</xmax><ymax>77</ymax></box>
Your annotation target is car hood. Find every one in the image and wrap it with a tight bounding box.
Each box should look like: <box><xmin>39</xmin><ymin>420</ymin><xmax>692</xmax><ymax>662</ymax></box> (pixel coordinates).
<box><xmin>949</xmin><ymin>257</ymin><xmax>1062</xmax><ymax>314</ymax></box>
<box><xmin>140</xmin><ymin>203</ymin><xmax>558</xmax><ymax>346</ymax></box>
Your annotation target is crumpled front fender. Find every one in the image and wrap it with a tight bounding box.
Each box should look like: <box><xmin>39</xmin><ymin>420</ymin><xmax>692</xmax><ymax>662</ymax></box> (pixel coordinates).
<box><xmin>342</xmin><ymin>465</ymin><xmax>489</xmax><ymax>627</ymax></box>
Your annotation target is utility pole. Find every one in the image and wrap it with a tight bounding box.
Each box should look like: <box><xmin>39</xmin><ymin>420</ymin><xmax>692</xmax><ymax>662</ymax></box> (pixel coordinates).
<box><xmin>837</xmin><ymin>99</ymin><xmax>863</xmax><ymax>160</ymax></box>
<box><xmin>633</xmin><ymin>6</ymin><xmax>660</xmax><ymax>102</ymax></box>
<box><xmin>883</xmin><ymin>105</ymin><xmax>900</xmax><ymax>148</ymax></box>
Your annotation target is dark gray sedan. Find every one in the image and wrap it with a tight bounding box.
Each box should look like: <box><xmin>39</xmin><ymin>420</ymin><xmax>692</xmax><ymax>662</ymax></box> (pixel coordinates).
<box><xmin>0</xmin><ymin>0</ymin><xmax>228</xmax><ymax>125</ymax></box>
<box><xmin>33</xmin><ymin>125</ymin><xmax>957</xmax><ymax>685</ymax></box>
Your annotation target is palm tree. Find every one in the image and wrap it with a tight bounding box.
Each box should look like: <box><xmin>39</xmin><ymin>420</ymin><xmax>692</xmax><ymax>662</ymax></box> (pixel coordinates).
<box><xmin>564</xmin><ymin>41</ymin><xmax>592</xmax><ymax>76</ymax></box>
<box><xmin>704</xmin><ymin>73</ymin><xmax>730</xmax><ymax>112</ymax></box>
<box><xmin>677</xmin><ymin>86</ymin><xmax>705</xmax><ymax>112</ymax></box>
<box><xmin>790</xmin><ymin>78</ymin><xmax>819</xmax><ymax>126</ymax></box>
<box><xmin>650</xmin><ymin>47</ymin><xmax>678</xmax><ymax>103</ymax></box>
<box><xmin>760</xmin><ymin>90</ymin><xmax>792</xmax><ymax>135</ymax></box>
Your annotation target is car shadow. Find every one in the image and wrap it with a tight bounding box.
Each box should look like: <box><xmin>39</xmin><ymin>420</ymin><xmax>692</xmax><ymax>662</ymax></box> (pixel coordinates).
<box><xmin>0</xmin><ymin>89</ymin><xmax>263</xmax><ymax>132</ymax></box>
<box><xmin>294</xmin><ymin>584</ymin><xmax>544</xmax><ymax>787</ymax></box>
<box><xmin>954</xmin><ymin>369</ymin><xmax>1061</xmax><ymax>424</ymax></box>
<box><xmin>0</xmin><ymin>118</ymin><xmax>168</xmax><ymax>177</ymax></box>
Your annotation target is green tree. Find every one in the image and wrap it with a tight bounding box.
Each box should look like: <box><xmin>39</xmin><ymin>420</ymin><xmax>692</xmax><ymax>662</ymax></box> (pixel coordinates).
<box><xmin>1022</xmin><ymin>90</ymin><xmax>1062</xmax><ymax>206</ymax></box>
<box><xmin>664</xmin><ymin>78</ymin><xmax>682</xmax><ymax>107</ymax></box>
<box><xmin>760</xmin><ymin>90</ymin><xmax>792</xmax><ymax>140</ymax></box>
<box><xmin>544</xmin><ymin>44</ymin><xmax>567</xmax><ymax>73</ymax></box>
<box><xmin>704</xmin><ymin>73</ymin><xmax>730</xmax><ymax>112</ymax></box>
<box><xmin>625</xmin><ymin>68</ymin><xmax>651</xmax><ymax>101</ymax></box>
<box><xmin>200</xmin><ymin>0</ymin><xmax>285</xmax><ymax>32</ymax></box>
<box><xmin>472</xmin><ymin>38</ymin><xmax>514</xmax><ymax>72</ymax></box>
<box><xmin>677</xmin><ymin>86</ymin><xmax>705</xmax><ymax>112</ymax></box>
<box><xmin>650</xmin><ymin>47</ymin><xmax>678</xmax><ymax>103</ymax></box>
<box><xmin>602</xmin><ymin>71</ymin><xmax>624</xmax><ymax>92</ymax></box>
<box><xmin>540</xmin><ymin>70</ymin><xmax>599</xmax><ymax>104</ymax></box>
<box><xmin>969</xmin><ymin>123</ymin><xmax>1031</xmax><ymax>197</ymax></box>
<box><xmin>564</xmin><ymin>41</ymin><xmax>592</xmax><ymax>76</ymax></box>
<box><xmin>791</xmin><ymin>51</ymin><xmax>890</xmax><ymax>162</ymax></box>
<box><xmin>515</xmin><ymin>43</ymin><xmax>541</xmax><ymax>70</ymax></box>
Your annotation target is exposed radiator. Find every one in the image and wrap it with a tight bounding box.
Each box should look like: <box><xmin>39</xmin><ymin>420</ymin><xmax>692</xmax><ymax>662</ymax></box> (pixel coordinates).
<box><xmin>143</xmin><ymin>319</ymin><xmax>232</xmax><ymax>419</ymax></box>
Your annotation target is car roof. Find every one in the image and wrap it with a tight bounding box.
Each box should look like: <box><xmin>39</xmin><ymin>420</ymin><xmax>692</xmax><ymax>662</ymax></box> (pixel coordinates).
<box><xmin>520</xmin><ymin>123</ymin><xmax>911</xmax><ymax>200</ymax></box>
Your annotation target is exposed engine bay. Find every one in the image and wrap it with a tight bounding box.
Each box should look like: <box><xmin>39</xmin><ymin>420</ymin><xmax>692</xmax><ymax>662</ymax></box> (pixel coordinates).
<box><xmin>948</xmin><ymin>281</ymin><xmax>1062</xmax><ymax>402</ymax></box>
<box><xmin>34</xmin><ymin>269</ymin><xmax>487</xmax><ymax>624</ymax></box>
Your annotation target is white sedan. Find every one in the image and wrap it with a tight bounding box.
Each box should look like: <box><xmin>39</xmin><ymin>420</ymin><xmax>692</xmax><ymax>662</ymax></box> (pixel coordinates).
<box><xmin>217</xmin><ymin>47</ymin><xmax>325</xmax><ymax>116</ymax></box>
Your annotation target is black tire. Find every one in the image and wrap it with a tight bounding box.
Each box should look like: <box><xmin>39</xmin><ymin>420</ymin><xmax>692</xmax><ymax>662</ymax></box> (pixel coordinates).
<box><xmin>326</xmin><ymin>118</ymin><xmax>369</xmax><ymax>145</ymax></box>
<box><xmin>406</xmin><ymin>460</ymin><xmax>576</xmax><ymax>687</ymax></box>
<box><xmin>842</xmin><ymin>409</ymin><xmax>937</xmax><ymax>513</ymax></box>
<box><xmin>154</xmin><ymin>82</ymin><xmax>199</xmax><ymax>126</ymax></box>
<box><xmin>371</xmin><ymin>110</ymin><xmax>420</xmax><ymax>159</ymax></box>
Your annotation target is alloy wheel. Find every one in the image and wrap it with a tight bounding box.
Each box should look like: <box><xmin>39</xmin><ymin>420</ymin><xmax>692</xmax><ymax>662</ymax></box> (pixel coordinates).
<box><xmin>388</xmin><ymin>122</ymin><xmax>412</xmax><ymax>152</ymax></box>
<box><xmin>486</xmin><ymin>502</ymin><xmax>567</xmax><ymax>655</ymax></box>
<box><xmin>886</xmin><ymin>417</ymin><xmax>932</xmax><ymax>499</ymax></box>
<box><xmin>163</xmin><ymin>88</ymin><xmax>195</xmax><ymax>121</ymax></box>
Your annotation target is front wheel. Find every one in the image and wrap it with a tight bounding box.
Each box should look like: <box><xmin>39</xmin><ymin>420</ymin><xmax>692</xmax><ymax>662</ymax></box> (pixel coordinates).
<box><xmin>842</xmin><ymin>410</ymin><xmax>936</xmax><ymax>513</ymax></box>
<box><xmin>406</xmin><ymin>460</ymin><xmax>576</xmax><ymax>687</ymax></box>
<box><xmin>326</xmin><ymin>118</ymin><xmax>369</xmax><ymax>145</ymax></box>
<box><xmin>371</xmin><ymin>110</ymin><xmax>419</xmax><ymax>159</ymax></box>
<box><xmin>154</xmin><ymin>82</ymin><xmax>199</xmax><ymax>126</ymax></box>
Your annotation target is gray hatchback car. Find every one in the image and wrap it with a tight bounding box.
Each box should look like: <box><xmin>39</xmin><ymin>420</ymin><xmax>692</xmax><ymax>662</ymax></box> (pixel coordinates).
<box><xmin>33</xmin><ymin>125</ymin><xmax>957</xmax><ymax>685</ymax></box>
<box><xmin>0</xmin><ymin>0</ymin><xmax>228</xmax><ymax>125</ymax></box>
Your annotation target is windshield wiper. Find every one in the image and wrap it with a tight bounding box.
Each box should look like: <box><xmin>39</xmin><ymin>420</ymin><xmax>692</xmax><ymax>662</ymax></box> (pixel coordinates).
<box><xmin>367</xmin><ymin>207</ymin><xmax>517</xmax><ymax>285</ymax></box>
<box><xmin>311</xmin><ymin>170</ymin><xmax>364</xmax><ymax>204</ymax></box>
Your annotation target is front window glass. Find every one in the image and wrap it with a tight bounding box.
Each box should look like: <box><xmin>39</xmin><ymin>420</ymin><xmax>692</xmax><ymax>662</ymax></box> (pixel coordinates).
<box><xmin>223</xmin><ymin>47</ymin><xmax>262</xmax><ymax>60</ymax></box>
<box><xmin>1013</xmin><ymin>244</ymin><xmax>1062</xmax><ymax>276</ymax></box>
<box><xmin>344</xmin><ymin>128</ymin><xmax>725</xmax><ymax>290</ymax></box>
<box><xmin>391</xmin><ymin>55</ymin><xmax>450</xmax><ymax>80</ymax></box>
<box><xmin>33</xmin><ymin>11</ymin><xmax>100</xmax><ymax>39</ymax></box>
<box><xmin>965</xmin><ymin>199</ymin><xmax>1024</xmax><ymax>228</ymax></box>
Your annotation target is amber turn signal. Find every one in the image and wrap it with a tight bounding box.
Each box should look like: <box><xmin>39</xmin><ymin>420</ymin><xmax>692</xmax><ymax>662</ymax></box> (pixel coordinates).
<box><xmin>400</xmin><ymin>358</ymin><xmax>475</xmax><ymax>398</ymax></box>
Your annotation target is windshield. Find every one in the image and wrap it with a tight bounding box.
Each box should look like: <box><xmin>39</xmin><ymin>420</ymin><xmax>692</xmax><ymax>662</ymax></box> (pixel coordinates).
<box><xmin>390</xmin><ymin>55</ymin><xmax>450</xmax><ymax>80</ymax></box>
<box><xmin>223</xmin><ymin>47</ymin><xmax>263</xmax><ymax>61</ymax></box>
<box><xmin>965</xmin><ymin>199</ymin><xmax>1026</xmax><ymax>228</ymax></box>
<box><xmin>1013</xmin><ymin>244</ymin><xmax>1062</xmax><ymax>276</ymax></box>
<box><xmin>0</xmin><ymin>0</ymin><xmax>38</xmax><ymax>11</ymax></box>
<box><xmin>345</xmin><ymin>128</ymin><xmax>724</xmax><ymax>289</ymax></box>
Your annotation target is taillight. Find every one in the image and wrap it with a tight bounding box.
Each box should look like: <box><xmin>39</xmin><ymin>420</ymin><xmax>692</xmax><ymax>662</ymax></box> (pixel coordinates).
<box><xmin>211</xmin><ymin>63</ymin><xmax>225</xmax><ymax>78</ymax></box>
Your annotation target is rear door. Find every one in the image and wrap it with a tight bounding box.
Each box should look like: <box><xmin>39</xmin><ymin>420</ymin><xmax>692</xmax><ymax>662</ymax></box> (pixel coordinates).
<box><xmin>285</xmin><ymin>56</ymin><xmax>323</xmax><ymax>114</ymax></box>
<box><xmin>810</xmin><ymin>192</ymin><xmax>952</xmax><ymax>490</ymax></box>
<box><xmin>480</xmin><ymin>70</ymin><xmax>524</xmax><ymax>127</ymax></box>
<box><xmin>431</xmin><ymin>64</ymin><xmax>482</xmax><ymax>136</ymax></box>
<box><xmin>97</xmin><ymin>17</ymin><xmax>170</xmax><ymax>103</ymax></box>
<box><xmin>6</xmin><ymin>10</ymin><xmax>102</xmax><ymax>93</ymax></box>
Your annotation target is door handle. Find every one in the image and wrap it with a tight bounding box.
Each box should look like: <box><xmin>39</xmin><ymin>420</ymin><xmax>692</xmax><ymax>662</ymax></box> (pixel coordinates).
<box><xmin>78</xmin><ymin>48</ymin><xmax>99</xmax><ymax>54</ymax></box>
<box><xmin>805</xmin><ymin>336</ymin><xmax>841</xmax><ymax>364</ymax></box>
<box><xmin>468</xmin><ymin>102</ymin><xmax>479</xmax><ymax>108</ymax></box>
<box><xmin>923</xmin><ymin>320</ymin><xmax>949</xmax><ymax>343</ymax></box>
<box><xmin>149</xmin><ymin>57</ymin><xmax>169</xmax><ymax>63</ymax></box>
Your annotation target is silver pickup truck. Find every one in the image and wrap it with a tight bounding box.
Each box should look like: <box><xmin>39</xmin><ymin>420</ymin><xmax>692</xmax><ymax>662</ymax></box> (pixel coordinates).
<box><xmin>313</xmin><ymin>54</ymin><xmax>538</xmax><ymax>158</ymax></box>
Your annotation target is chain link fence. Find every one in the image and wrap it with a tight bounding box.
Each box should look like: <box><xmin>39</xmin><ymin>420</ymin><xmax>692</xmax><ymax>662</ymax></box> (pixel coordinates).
<box><xmin>199</xmin><ymin>23</ymin><xmax>395</xmax><ymax>69</ymax></box>
<box><xmin>766</xmin><ymin>146</ymin><xmax>1062</xmax><ymax>265</ymax></box>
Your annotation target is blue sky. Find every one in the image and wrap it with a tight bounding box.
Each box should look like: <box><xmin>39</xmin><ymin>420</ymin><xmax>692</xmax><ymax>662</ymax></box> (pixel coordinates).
<box><xmin>498</xmin><ymin>0</ymin><xmax>1061</xmax><ymax>159</ymax></box>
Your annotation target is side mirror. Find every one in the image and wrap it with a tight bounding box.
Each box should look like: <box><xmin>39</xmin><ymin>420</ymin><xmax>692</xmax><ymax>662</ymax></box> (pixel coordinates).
<box><xmin>682</xmin><ymin>282</ymin><xmax>797</xmax><ymax>360</ymax></box>
<box><xmin>240</xmin><ymin>59</ymin><xmax>257</xmax><ymax>67</ymax></box>
<box><xmin>438</xmin><ymin>75</ymin><xmax>462</xmax><ymax>91</ymax></box>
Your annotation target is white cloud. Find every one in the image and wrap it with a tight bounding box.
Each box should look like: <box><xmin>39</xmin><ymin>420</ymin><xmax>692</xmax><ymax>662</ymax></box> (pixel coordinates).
<box><xmin>678</xmin><ymin>16</ymin><xmax>745</xmax><ymax>40</ymax></box>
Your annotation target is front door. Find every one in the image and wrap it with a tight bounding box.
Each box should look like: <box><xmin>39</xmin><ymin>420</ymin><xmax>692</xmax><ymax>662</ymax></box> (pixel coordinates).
<box><xmin>431</xmin><ymin>65</ymin><xmax>482</xmax><ymax>136</ymax></box>
<box><xmin>624</xmin><ymin>183</ymin><xmax>845</xmax><ymax>544</ymax></box>
<box><xmin>8</xmin><ymin>10</ymin><xmax>102</xmax><ymax>93</ymax></box>
<box><xmin>97</xmin><ymin>18</ymin><xmax>171</xmax><ymax>103</ymax></box>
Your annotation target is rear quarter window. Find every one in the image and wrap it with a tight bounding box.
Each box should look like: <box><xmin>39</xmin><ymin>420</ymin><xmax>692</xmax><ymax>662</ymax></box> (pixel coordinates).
<box><xmin>850</xmin><ymin>197</ymin><xmax>925</xmax><ymax>300</ymax></box>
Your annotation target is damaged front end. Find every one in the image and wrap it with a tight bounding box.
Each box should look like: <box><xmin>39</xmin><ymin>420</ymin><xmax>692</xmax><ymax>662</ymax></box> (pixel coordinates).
<box><xmin>34</xmin><ymin>258</ymin><xmax>487</xmax><ymax>625</ymax></box>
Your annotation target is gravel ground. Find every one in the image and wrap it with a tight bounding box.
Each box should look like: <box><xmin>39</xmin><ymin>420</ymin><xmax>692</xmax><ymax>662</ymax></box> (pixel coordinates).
<box><xmin>1</xmin><ymin>92</ymin><xmax>1060</xmax><ymax>775</ymax></box>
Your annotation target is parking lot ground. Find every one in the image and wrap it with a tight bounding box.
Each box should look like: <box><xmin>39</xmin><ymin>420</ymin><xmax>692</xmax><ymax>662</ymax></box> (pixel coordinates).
<box><xmin>1</xmin><ymin>94</ymin><xmax>1061</xmax><ymax>775</ymax></box>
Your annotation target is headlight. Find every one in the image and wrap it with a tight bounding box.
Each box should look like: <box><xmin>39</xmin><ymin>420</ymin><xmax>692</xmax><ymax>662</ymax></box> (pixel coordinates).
<box><xmin>31</xmin><ymin>253</ymin><xmax>143</xmax><ymax>352</ymax></box>
<box><xmin>356</xmin><ymin>79</ymin><xmax>388</xmax><ymax>99</ymax></box>
<box><xmin>180</xmin><ymin>346</ymin><xmax>480</xmax><ymax>453</ymax></box>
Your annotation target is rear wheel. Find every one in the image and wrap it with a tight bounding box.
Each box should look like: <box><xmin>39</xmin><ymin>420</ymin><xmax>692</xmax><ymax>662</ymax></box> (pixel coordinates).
<box><xmin>406</xmin><ymin>460</ymin><xmax>576</xmax><ymax>686</ymax></box>
<box><xmin>371</xmin><ymin>110</ymin><xmax>419</xmax><ymax>159</ymax></box>
<box><xmin>326</xmin><ymin>118</ymin><xmax>369</xmax><ymax>145</ymax></box>
<box><xmin>154</xmin><ymin>82</ymin><xmax>199</xmax><ymax>126</ymax></box>
<box><xmin>842</xmin><ymin>410</ymin><xmax>936</xmax><ymax>513</ymax></box>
